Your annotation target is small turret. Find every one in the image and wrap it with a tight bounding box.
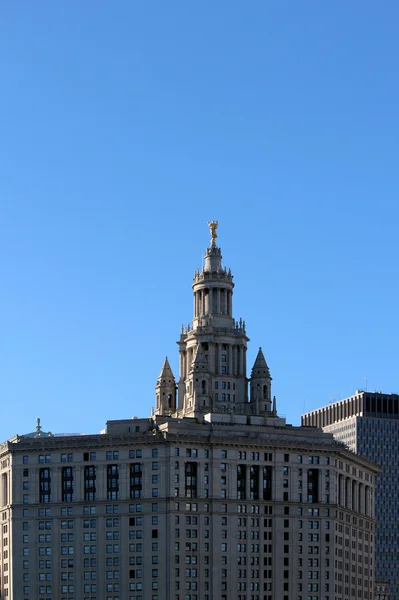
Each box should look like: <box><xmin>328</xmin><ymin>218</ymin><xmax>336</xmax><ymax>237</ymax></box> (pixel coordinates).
<box><xmin>182</xmin><ymin>344</ymin><xmax>212</xmax><ymax>416</ymax></box>
<box><xmin>250</xmin><ymin>347</ymin><xmax>272</xmax><ymax>415</ymax></box>
<box><xmin>155</xmin><ymin>357</ymin><xmax>177</xmax><ymax>416</ymax></box>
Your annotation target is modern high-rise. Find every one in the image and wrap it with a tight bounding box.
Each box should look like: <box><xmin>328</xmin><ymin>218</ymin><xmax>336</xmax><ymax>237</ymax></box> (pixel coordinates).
<box><xmin>0</xmin><ymin>224</ymin><xmax>379</xmax><ymax>600</ymax></box>
<box><xmin>302</xmin><ymin>390</ymin><xmax>399</xmax><ymax>600</ymax></box>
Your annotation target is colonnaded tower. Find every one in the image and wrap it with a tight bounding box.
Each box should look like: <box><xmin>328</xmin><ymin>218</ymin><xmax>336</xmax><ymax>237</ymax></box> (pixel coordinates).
<box><xmin>155</xmin><ymin>221</ymin><xmax>276</xmax><ymax>419</ymax></box>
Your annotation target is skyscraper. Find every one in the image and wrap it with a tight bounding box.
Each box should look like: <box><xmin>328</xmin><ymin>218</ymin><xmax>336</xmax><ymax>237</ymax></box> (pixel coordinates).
<box><xmin>0</xmin><ymin>224</ymin><xmax>378</xmax><ymax>600</ymax></box>
<box><xmin>302</xmin><ymin>390</ymin><xmax>399</xmax><ymax>600</ymax></box>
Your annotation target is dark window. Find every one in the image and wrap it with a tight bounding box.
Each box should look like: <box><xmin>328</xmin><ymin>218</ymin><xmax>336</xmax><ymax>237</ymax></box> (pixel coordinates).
<box><xmin>39</xmin><ymin>468</ymin><xmax>51</xmax><ymax>504</ymax></box>
<box><xmin>130</xmin><ymin>463</ymin><xmax>143</xmax><ymax>499</ymax></box>
<box><xmin>84</xmin><ymin>466</ymin><xmax>96</xmax><ymax>501</ymax></box>
<box><xmin>107</xmin><ymin>465</ymin><xmax>119</xmax><ymax>500</ymax></box>
<box><xmin>307</xmin><ymin>469</ymin><xmax>319</xmax><ymax>503</ymax></box>
<box><xmin>237</xmin><ymin>465</ymin><xmax>246</xmax><ymax>500</ymax></box>
<box><xmin>250</xmin><ymin>465</ymin><xmax>259</xmax><ymax>500</ymax></box>
<box><xmin>185</xmin><ymin>463</ymin><xmax>197</xmax><ymax>498</ymax></box>
<box><xmin>263</xmin><ymin>466</ymin><xmax>272</xmax><ymax>501</ymax></box>
<box><xmin>62</xmin><ymin>467</ymin><xmax>74</xmax><ymax>503</ymax></box>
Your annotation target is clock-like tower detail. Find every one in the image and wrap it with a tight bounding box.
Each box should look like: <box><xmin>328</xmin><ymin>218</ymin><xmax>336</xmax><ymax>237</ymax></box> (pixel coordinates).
<box><xmin>156</xmin><ymin>222</ymin><xmax>277</xmax><ymax>419</ymax></box>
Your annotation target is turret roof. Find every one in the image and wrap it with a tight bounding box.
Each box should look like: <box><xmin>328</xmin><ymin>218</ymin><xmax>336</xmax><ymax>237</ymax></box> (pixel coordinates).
<box><xmin>192</xmin><ymin>343</ymin><xmax>209</xmax><ymax>371</ymax></box>
<box><xmin>251</xmin><ymin>347</ymin><xmax>271</xmax><ymax>377</ymax></box>
<box><xmin>157</xmin><ymin>357</ymin><xmax>175</xmax><ymax>382</ymax></box>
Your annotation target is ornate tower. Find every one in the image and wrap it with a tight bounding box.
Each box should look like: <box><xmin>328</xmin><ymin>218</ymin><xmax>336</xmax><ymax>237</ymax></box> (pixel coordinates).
<box><xmin>177</xmin><ymin>222</ymin><xmax>250</xmax><ymax>417</ymax></box>
<box><xmin>155</xmin><ymin>357</ymin><xmax>177</xmax><ymax>416</ymax></box>
<box><xmin>155</xmin><ymin>222</ymin><xmax>281</xmax><ymax>422</ymax></box>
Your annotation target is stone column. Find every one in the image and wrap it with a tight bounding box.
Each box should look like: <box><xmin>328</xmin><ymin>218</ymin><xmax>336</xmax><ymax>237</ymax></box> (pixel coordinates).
<box><xmin>74</xmin><ymin>466</ymin><xmax>82</xmax><ymax>503</ymax></box>
<box><xmin>52</xmin><ymin>467</ymin><xmax>61</xmax><ymax>504</ymax></box>
<box><xmin>119</xmin><ymin>463</ymin><xmax>128</xmax><ymax>501</ymax></box>
<box><xmin>180</xmin><ymin>352</ymin><xmax>184</xmax><ymax>380</ymax></box>
<box><xmin>245</xmin><ymin>465</ymin><xmax>251</xmax><ymax>501</ymax></box>
<box><xmin>209</xmin><ymin>343</ymin><xmax>215</xmax><ymax>374</ymax></box>
<box><xmin>186</xmin><ymin>350</ymin><xmax>191</xmax><ymax>377</ymax></box>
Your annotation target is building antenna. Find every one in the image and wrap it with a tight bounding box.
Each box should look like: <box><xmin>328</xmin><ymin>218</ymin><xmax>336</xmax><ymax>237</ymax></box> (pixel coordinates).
<box><xmin>365</xmin><ymin>377</ymin><xmax>368</xmax><ymax>391</ymax></box>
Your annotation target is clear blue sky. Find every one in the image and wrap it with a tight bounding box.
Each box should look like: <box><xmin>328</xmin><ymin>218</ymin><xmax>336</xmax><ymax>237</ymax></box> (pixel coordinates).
<box><xmin>1</xmin><ymin>2</ymin><xmax>398</xmax><ymax>441</ymax></box>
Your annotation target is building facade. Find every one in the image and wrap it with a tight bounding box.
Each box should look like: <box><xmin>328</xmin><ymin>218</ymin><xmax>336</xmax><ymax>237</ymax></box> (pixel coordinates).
<box><xmin>0</xmin><ymin>224</ymin><xmax>379</xmax><ymax>600</ymax></box>
<box><xmin>302</xmin><ymin>391</ymin><xmax>399</xmax><ymax>600</ymax></box>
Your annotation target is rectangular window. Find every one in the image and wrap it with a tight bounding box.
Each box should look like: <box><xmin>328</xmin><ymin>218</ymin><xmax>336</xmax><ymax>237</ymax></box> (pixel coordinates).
<box><xmin>84</xmin><ymin>466</ymin><xmax>96</xmax><ymax>502</ymax></box>
<box><xmin>250</xmin><ymin>465</ymin><xmax>259</xmax><ymax>500</ymax></box>
<box><xmin>185</xmin><ymin>463</ymin><xmax>197</xmax><ymax>498</ymax></box>
<box><xmin>237</xmin><ymin>465</ymin><xmax>246</xmax><ymax>500</ymax></box>
<box><xmin>107</xmin><ymin>465</ymin><xmax>119</xmax><ymax>500</ymax></box>
<box><xmin>106</xmin><ymin>450</ymin><xmax>119</xmax><ymax>460</ymax></box>
<box><xmin>39</xmin><ymin>468</ymin><xmax>51</xmax><ymax>503</ymax></box>
<box><xmin>130</xmin><ymin>463</ymin><xmax>143</xmax><ymax>499</ymax></box>
<box><xmin>263</xmin><ymin>466</ymin><xmax>272</xmax><ymax>501</ymax></box>
<box><xmin>62</xmin><ymin>467</ymin><xmax>74</xmax><ymax>503</ymax></box>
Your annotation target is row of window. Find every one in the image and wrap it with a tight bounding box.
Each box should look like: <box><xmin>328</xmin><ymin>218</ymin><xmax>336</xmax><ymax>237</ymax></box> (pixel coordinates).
<box><xmin>22</xmin><ymin>450</ymin><xmax>332</xmax><ymax>464</ymax></box>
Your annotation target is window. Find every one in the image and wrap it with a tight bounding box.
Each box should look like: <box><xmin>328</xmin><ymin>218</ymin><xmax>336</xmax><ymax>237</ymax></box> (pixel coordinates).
<box><xmin>62</xmin><ymin>467</ymin><xmax>74</xmax><ymax>503</ymax></box>
<box><xmin>39</xmin><ymin>468</ymin><xmax>51</xmax><ymax>503</ymax></box>
<box><xmin>38</xmin><ymin>455</ymin><xmax>51</xmax><ymax>464</ymax></box>
<box><xmin>84</xmin><ymin>466</ymin><xmax>96</xmax><ymax>502</ymax></box>
<box><xmin>130</xmin><ymin>464</ymin><xmax>143</xmax><ymax>499</ymax></box>
<box><xmin>106</xmin><ymin>451</ymin><xmax>119</xmax><ymax>460</ymax></box>
<box><xmin>185</xmin><ymin>463</ymin><xmax>197</xmax><ymax>498</ymax></box>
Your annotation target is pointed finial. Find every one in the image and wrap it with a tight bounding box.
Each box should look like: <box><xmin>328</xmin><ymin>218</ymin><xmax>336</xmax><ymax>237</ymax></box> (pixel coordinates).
<box><xmin>207</xmin><ymin>220</ymin><xmax>218</xmax><ymax>246</ymax></box>
<box><xmin>36</xmin><ymin>418</ymin><xmax>42</xmax><ymax>433</ymax></box>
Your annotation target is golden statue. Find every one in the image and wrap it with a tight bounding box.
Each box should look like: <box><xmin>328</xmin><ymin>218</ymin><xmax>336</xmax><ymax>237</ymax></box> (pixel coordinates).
<box><xmin>207</xmin><ymin>220</ymin><xmax>218</xmax><ymax>244</ymax></box>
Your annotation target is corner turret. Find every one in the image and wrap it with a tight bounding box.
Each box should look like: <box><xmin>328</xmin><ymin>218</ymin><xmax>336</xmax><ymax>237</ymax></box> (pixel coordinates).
<box><xmin>155</xmin><ymin>357</ymin><xmax>177</xmax><ymax>416</ymax></box>
<box><xmin>250</xmin><ymin>347</ymin><xmax>273</xmax><ymax>415</ymax></box>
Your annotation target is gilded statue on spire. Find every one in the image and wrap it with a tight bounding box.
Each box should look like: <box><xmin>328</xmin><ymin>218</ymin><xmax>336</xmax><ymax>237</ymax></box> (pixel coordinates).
<box><xmin>207</xmin><ymin>220</ymin><xmax>218</xmax><ymax>245</ymax></box>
